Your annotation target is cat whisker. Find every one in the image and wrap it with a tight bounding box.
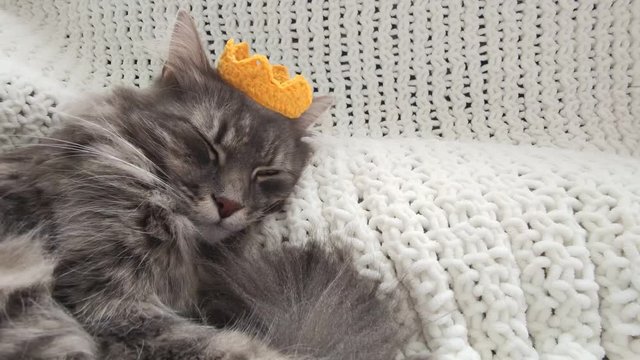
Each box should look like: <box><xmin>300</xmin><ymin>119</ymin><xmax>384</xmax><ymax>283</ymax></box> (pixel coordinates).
<box><xmin>262</xmin><ymin>200</ymin><xmax>285</xmax><ymax>215</ymax></box>
<box><xmin>58</xmin><ymin>111</ymin><xmax>151</xmax><ymax>164</ymax></box>
<box><xmin>55</xmin><ymin>112</ymin><xmax>177</xmax><ymax>194</ymax></box>
<box><xmin>10</xmin><ymin>136</ymin><xmax>184</xmax><ymax>201</ymax></box>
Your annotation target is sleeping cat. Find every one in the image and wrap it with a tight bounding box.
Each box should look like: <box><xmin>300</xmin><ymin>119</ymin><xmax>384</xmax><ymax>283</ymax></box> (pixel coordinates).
<box><xmin>0</xmin><ymin>10</ymin><xmax>400</xmax><ymax>360</ymax></box>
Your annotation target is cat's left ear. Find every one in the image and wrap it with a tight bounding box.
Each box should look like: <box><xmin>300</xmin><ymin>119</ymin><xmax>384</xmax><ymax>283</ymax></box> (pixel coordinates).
<box><xmin>296</xmin><ymin>95</ymin><xmax>333</xmax><ymax>129</ymax></box>
<box><xmin>162</xmin><ymin>10</ymin><xmax>210</xmax><ymax>83</ymax></box>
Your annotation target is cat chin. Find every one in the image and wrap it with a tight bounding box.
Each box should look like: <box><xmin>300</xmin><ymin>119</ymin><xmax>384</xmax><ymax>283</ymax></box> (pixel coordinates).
<box><xmin>219</xmin><ymin>208</ymin><xmax>251</xmax><ymax>231</ymax></box>
<box><xmin>196</xmin><ymin>219</ymin><xmax>249</xmax><ymax>244</ymax></box>
<box><xmin>196</xmin><ymin>206</ymin><xmax>249</xmax><ymax>227</ymax></box>
<box><xmin>201</xmin><ymin>225</ymin><xmax>234</xmax><ymax>243</ymax></box>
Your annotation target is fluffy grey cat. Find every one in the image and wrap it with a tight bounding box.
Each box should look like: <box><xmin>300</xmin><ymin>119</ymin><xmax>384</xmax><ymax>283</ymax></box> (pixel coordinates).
<box><xmin>0</xmin><ymin>11</ymin><xmax>400</xmax><ymax>360</ymax></box>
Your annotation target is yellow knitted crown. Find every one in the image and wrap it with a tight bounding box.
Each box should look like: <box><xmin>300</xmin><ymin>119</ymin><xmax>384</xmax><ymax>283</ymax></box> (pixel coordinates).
<box><xmin>217</xmin><ymin>39</ymin><xmax>312</xmax><ymax>119</ymax></box>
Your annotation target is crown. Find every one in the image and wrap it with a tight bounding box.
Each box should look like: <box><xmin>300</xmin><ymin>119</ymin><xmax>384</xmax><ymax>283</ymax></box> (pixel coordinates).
<box><xmin>216</xmin><ymin>39</ymin><xmax>312</xmax><ymax>119</ymax></box>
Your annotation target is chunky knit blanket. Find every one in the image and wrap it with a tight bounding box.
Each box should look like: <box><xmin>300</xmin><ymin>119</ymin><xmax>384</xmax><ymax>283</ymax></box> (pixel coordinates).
<box><xmin>1</xmin><ymin>1</ymin><xmax>639</xmax><ymax>359</ymax></box>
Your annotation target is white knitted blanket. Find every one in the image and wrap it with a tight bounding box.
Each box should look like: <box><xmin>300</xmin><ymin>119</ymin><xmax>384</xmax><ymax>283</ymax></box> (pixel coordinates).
<box><xmin>261</xmin><ymin>137</ymin><xmax>640</xmax><ymax>359</ymax></box>
<box><xmin>1</xmin><ymin>1</ymin><xmax>640</xmax><ymax>359</ymax></box>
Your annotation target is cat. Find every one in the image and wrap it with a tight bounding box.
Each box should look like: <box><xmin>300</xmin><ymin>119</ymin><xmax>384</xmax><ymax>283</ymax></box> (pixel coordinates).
<box><xmin>0</xmin><ymin>10</ymin><xmax>401</xmax><ymax>360</ymax></box>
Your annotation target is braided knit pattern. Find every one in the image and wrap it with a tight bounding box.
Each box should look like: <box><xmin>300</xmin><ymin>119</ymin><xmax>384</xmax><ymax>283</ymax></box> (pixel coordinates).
<box><xmin>257</xmin><ymin>136</ymin><xmax>640</xmax><ymax>359</ymax></box>
<box><xmin>1</xmin><ymin>2</ymin><xmax>640</xmax><ymax>359</ymax></box>
<box><xmin>1</xmin><ymin>0</ymin><xmax>639</xmax><ymax>154</ymax></box>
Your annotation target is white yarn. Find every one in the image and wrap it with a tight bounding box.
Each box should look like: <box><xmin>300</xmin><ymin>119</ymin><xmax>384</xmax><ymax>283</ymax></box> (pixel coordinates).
<box><xmin>1</xmin><ymin>1</ymin><xmax>640</xmax><ymax>359</ymax></box>
<box><xmin>1</xmin><ymin>0</ymin><xmax>639</xmax><ymax>154</ymax></box>
<box><xmin>257</xmin><ymin>137</ymin><xmax>640</xmax><ymax>359</ymax></box>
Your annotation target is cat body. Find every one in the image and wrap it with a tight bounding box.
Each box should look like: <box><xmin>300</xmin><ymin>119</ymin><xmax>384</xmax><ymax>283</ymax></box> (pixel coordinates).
<box><xmin>0</xmin><ymin>11</ymin><xmax>400</xmax><ymax>360</ymax></box>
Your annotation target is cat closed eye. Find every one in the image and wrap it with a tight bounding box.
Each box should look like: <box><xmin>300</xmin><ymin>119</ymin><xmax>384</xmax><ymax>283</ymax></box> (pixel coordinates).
<box><xmin>192</xmin><ymin>127</ymin><xmax>219</xmax><ymax>164</ymax></box>
<box><xmin>254</xmin><ymin>168</ymin><xmax>282</xmax><ymax>178</ymax></box>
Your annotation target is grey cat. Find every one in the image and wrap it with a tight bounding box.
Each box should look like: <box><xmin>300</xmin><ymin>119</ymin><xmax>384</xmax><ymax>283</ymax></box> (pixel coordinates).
<box><xmin>0</xmin><ymin>10</ymin><xmax>401</xmax><ymax>360</ymax></box>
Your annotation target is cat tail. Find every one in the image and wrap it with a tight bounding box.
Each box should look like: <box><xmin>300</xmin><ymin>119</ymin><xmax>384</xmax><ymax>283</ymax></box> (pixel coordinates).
<box><xmin>200</xmin><ymin>241</ymin><xmax>403</xmax><ymax>360</ymax></box>
<box><xmin>0</xmin><ymin>233</ymin><xmax>96</xmax><ymax>359</ymax></box>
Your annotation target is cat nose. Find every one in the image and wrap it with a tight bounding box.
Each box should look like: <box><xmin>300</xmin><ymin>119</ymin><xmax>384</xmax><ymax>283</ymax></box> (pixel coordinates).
<box><xmin>215</xmin><ymin>196</ymin><xmax>243</xmax><ymax>219</ymax></box>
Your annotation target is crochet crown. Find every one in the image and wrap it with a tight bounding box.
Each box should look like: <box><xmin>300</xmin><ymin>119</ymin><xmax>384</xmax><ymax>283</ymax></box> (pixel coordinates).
<box><xmin>217</xmin><ymin>39</ymin><xmax>312</xmax><ymax>119</ymax></box>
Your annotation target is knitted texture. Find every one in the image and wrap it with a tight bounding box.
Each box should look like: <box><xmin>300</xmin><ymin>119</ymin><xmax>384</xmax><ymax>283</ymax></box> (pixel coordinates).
<box><xmin>1</xmin><ymin>2</ymin><xmax>640</xmax><ymax>360</ymax></box>
<box><xmin>256</xmin><ymin>136</ymin><xmax>640</xmax><ymax>359</ymax></box>
<box><xmin>217</xmin><ymin>39</ymin><xmax>312</xmax><ymax>119</ymax></box>
<box><xmin>1</xmin><ymin>0</ymin><xmax>639</xmax><ymax>155</ymax></box>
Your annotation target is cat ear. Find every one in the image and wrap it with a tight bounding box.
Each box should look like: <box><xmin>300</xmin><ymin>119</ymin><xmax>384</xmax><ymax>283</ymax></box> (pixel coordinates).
<box><xmin>297</xmin><ymin>95</ymin><xmax>333</xmax><ymax>129</ymax></box>
<box><xmin>162</xmin><ymin>10</ymin><xmax>210</xmax><ymax>82</ymax></box>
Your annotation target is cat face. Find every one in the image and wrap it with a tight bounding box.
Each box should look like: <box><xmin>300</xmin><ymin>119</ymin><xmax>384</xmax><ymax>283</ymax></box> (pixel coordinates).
<box><xmin>133</xmin><ymin>95</ymin><xmax>324</xmax><ymax>240</ymax></box>
<box><xmin>117</xmin><ymin>101</ymin><xmax>314</xmax><ymax>241</ymax></box>
<box><xmin>57</xmin><ymin>12</ymin><xmax>330</xmax><ymax>243</ymax></box>
<box><xmin>136</xmin><ymin>12</ymin><xmax>331</xmax><ymax>241</ymax></box>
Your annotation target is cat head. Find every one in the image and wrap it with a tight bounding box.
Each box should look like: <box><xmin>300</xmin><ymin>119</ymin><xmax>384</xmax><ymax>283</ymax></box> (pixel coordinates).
<box><xmin>55</xmin><ymin>11</ymin><xmax>331</xmax><ymax>243</ymax></box>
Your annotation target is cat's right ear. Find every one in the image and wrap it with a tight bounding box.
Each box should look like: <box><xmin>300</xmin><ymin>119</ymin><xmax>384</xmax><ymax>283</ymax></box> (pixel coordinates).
<box><xmin>296</xmin><ymin>95</ymin><xmax>333</xmax><ymax>129</ymax></box>
<box><xmin>161</xmin><ymin>10</ymin><xmax>210</xmax><ymax>84</ymax></box>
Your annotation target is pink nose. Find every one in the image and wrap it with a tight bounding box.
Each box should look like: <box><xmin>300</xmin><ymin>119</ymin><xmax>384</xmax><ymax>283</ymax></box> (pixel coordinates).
<box><xmin>215</xmin><ymin>196</ymin><xmax>243</xmax><ymax>219</ymax></box>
